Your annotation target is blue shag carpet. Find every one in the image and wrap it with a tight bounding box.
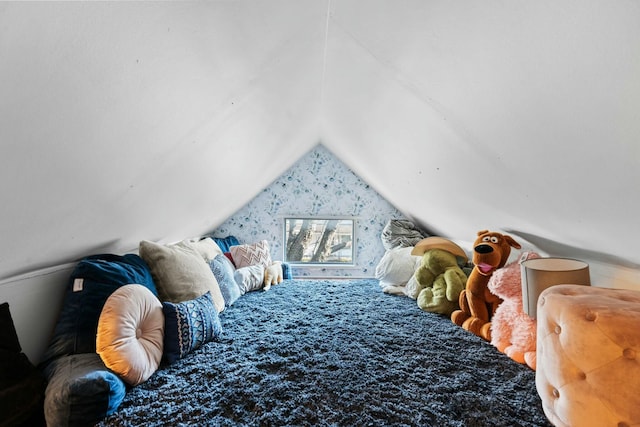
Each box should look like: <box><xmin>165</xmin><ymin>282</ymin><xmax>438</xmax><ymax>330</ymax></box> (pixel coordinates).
<box><xmin>98</xmin><ymin>279</ymin><xmax>552</xmax><ymax>427</ymax></box>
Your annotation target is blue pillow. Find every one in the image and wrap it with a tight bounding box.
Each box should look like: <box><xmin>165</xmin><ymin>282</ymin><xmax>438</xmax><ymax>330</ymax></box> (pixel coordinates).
<box><xmin>43</xmin><ymin>353</ymin><xmax>126</xmax><ymax>427</ymax></box>
<box><xmin>162</xmin><ymin>292</ymin><xmax>222</xmax><ymax>364</ymax></box>
<box><xmin>282</xmin><ymin>262</ymin><xmax>292</xmax><ymax>280</ymax></box>
<box><xmin>41</xmin><ymin>254</ymin><xmax>157</xmax><ymax>366</ymax></box>
<box><xmin>209</xmin><ymin>254</ymin><xmax>241</xmax><ymax>307</ymax></box>
<box><xmin>209</xmin><ymin>235</ymin><xmax>240</xmax><ymax>253</ymax></box>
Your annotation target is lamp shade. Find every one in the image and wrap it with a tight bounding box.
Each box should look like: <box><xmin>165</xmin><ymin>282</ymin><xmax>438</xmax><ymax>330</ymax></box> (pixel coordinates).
<box><xmin>520</xmin><ymin>257</ymin><xmax>590</xmax><ymax>318</ymax></box>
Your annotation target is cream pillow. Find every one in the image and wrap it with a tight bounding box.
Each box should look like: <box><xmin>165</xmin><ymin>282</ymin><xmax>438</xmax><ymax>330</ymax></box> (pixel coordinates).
<box><xmin>139</xmin><ymin>239</ymin><xmax>225</xmax><ymax>312</ymax></box>
<box><xmin>96</xmin><ymin>284</ymin><xmax>164</xmax><ymax>386</ymax></box>
<box><xmin>234</xmin><ymin>264</ymin><xmax>266</xmax><ymax>293</ymax></box>
<box><xmin>189</xmin><ymin>237</ymin><xmax>222</xmax><ymax>262</ymax></box>
<box><xmin>375</xmin><ymin>247</ymin><xmax>421</xmax><ymax>288</ymax></box>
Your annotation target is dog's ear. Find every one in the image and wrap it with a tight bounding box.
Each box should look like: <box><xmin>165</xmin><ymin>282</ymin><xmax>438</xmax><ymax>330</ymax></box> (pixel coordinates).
<box><xmin>502</xmin><ymin>234</ymin><xmax>522</xmax><ymax>250</ymax></box>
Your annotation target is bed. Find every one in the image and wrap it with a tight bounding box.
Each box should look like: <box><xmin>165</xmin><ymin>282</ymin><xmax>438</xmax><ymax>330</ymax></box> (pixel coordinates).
<box><xmin>36</xmin><ymin>232</ymin><xmax>551</xmax><ymax>427</ymax></box>
<box><xmin>95</xmin><ymin>278</ymin><xmax>550</xmax><ymax>427</ymax></box>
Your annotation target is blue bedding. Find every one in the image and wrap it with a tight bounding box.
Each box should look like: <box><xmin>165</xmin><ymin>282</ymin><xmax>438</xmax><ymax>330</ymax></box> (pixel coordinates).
<box><xmin>97</xmin><ymin>278</ymin><xmax>551</xmax><ymax>427</ymax></box>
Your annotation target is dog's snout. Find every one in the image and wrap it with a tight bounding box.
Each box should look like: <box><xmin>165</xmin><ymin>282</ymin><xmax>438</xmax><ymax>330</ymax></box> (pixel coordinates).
<box><xmin>474</xmin><ymin>244</ymin><xmax>494</xmax><ymax>254</ymax></box>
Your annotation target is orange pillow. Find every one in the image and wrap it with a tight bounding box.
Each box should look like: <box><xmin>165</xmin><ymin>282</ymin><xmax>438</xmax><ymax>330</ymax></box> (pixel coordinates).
<box><xmin>96</xmin><ymin>285</ymin><xmax>164</xmax><ymax>386</ymax></box>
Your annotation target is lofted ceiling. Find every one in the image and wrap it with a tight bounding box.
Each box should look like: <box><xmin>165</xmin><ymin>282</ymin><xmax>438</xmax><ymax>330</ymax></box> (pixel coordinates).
<box><xmin>1</xmin><ymin>1</ymin><xmax>639</xmax><ymax>282</ymax></box>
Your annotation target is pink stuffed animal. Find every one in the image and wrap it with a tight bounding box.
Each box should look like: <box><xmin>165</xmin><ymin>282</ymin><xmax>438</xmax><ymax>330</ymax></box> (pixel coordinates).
<box><xmin>487</xmin><ymin>251</ymin><xmax>541</xmax><ymax>370</ymax></box>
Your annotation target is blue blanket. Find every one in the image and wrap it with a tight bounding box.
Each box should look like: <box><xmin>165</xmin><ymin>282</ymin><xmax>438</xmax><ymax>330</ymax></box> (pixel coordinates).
<box><xmin>98</xmin><ymin>279</ymin><xmax>551</xmax><ymax>427</ymax></box>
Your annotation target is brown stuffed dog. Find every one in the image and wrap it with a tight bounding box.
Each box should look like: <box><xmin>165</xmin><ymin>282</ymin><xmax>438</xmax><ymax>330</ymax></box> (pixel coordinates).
<box><xmin>451</xmin><ymin>230</ymin><xmax>521</xmax><ymax>341</ymax></box>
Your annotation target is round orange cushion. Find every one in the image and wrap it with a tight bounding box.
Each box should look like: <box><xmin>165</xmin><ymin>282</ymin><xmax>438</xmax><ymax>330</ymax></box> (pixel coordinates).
<box><xmin>97</xmin><ymin>284</ymin><xmax>164</xmax><ymax>386</ymax></box>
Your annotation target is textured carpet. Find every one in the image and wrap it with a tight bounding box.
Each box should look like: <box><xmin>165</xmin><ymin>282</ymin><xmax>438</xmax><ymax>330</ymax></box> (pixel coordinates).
<box><xmin>99</xmin><ymin>279</ymin><xmax>552</xmax><ymax>427</ymax></box>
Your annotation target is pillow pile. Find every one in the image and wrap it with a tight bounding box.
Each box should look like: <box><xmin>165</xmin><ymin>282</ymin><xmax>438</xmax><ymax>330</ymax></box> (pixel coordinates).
<box><xmin>41</xmin><ymin>254</ymin><xmax>157</xmax><ymax>365</ymax></box>
<box><xmin>207</xmin><ymin>237</ymin><xmax>293</xmax><ymax>291</ymax></box>
<box><xmin>227</xmin><ymin>240</ymin><xmax>277</xmax><ymax>293</ymax></box>
<box><xmin>42</xmin><ymin>235</ymin><xmax>285</xmax><ymax>425</ymax></box>
<box><xmin>137</xmin><ymin>238</ymin><xmax>232</xmax><ymax>366</ymax></box>
<box><xmin>41</xmin><ymin>254</ymin><xmax>156</xmax><ymax>427</ymax></box>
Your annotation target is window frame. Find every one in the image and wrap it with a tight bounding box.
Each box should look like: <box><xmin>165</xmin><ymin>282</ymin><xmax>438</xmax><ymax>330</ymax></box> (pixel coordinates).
<box><xmin>283</xmin><ymin>217</ymin><xmax>356</xmax><ymax>266</ymax></box>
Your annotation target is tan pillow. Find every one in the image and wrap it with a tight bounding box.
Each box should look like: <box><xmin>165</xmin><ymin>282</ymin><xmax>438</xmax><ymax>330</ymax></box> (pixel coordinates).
<box><xmin>229</xmin><ymin>240</ymin><xmax>272</xmax><ymax>268</ymax></box>
<box><xmin>96</xmin><ymin>284</ymin><xmax>164</xmax><ymax>386</ymax></box>
<box><xmin>189</xmin><ymin>237</ymin><xmax>222</xmax><ymax>262</ymax></box>
<box><xmin>139</xmin><ymin>240</ymin><xmax>225</xmax><ymax>312</ymax></box>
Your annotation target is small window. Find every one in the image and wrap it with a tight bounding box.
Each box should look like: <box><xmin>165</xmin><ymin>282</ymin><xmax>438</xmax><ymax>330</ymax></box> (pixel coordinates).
<box><xmin>284</xmin><ymin>218</ymin><xmax>355</xmax><ymax>265</ymax></box>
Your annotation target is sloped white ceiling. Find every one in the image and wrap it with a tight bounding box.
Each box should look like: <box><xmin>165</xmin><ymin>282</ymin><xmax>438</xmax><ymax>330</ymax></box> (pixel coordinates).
<box><xmin>322</xmin><ymin>0</ymin><xmax>640</xmax><ymax>270</ymax></box>
<box><xmin>0</xmin><ymin>1</ymin><xmax>325</xmax><ymax>278</ymax></box>
<box><xmin>1</xmin><ymin>0</ymin><xmax>640</xmax><ymax>282</ymax></box>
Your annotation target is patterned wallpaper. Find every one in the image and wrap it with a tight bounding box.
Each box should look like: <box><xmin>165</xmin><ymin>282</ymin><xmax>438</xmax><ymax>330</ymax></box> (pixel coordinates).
<box><xmin>209</xmin><ymin>144</ymin><xmax>408</xmax><ymax>277</ymax></box>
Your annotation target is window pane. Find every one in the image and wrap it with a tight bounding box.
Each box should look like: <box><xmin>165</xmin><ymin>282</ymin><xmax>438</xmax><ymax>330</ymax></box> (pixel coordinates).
<box><xmin>284</xmin><ymin>218</ymin><xmax>354</xmax><ymax>264</ymax></box>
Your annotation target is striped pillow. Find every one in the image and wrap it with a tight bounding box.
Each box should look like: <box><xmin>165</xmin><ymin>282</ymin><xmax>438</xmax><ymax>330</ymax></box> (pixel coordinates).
<box><xmin>229</xmin><ymin>240</ymin><xmax>272</xmax><ymax>268</ymax></box>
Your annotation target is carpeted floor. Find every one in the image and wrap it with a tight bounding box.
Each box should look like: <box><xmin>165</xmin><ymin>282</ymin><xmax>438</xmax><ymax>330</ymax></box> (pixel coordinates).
<box><xmin>99</xmin><ymin>279</ymin><xmax>552</xmax><ymax>427</ymax></box>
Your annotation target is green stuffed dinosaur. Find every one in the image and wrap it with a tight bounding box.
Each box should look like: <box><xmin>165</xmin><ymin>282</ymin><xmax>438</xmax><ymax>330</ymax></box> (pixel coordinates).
<box><xmin>411</xmin><ymin>237</ymin><xmax>468</xmax><ymax>316</ymax></box>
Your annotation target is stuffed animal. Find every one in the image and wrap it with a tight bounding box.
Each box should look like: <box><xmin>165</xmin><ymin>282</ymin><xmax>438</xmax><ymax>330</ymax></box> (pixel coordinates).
<box><xmin>409</xmin><ymin>237</ymin><xmax>468</xmax><ymax>314</ymax></box>
<box><xmin>414</xmin><ymin>248</ymin><xmax>468</xmax><ymax>315</ymax></box>
<box><xmin>451</xmin><ymin>230</ymin><xmax>521</xmax><ymax>341</ymax></box>
<box><xmin>263</xmin><ymin>261</ymin><xmax>283</xmax><ymax>291</ymax></box>
<box><xmin>488</xmin><ymin>251</ymin><xmax>540</xmax><ymax>369</ymax></box>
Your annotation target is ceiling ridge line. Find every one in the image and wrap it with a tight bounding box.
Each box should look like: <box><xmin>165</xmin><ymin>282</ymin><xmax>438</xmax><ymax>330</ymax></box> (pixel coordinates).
<box><xmin>319</xmin><ymin>0</ymin><xmax>332</xmax><ymax>127</ymax></box>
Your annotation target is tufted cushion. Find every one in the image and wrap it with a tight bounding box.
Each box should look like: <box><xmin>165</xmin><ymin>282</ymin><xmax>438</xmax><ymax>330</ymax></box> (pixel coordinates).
<box><xmin>162</xmin><ymin>292</ymin><xmax>223</xmax><ymax>365</ymax></box>
<box><xmin>536</xmin><ymin>284</ymin><xmax>640</xmax><ymax>427</ymax></box>
<box><xmin>96</xmin><ymin>285</ymin><xmax>164</xmax><ymax>386</ymax></box>
<box><xmin>230</xmin><ymin>240</ymin><xmax>272</xmax><ymax>268</ymax></box>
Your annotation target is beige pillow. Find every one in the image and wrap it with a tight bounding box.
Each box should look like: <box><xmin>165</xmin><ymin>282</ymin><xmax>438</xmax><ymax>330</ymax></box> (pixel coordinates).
<box><xmin>96</xmin><ymin>284</ymin><xmax>164</xmax><ymax>386</ymax></box>
<box><xmin>139</xmin><ymin>239</ymin><xmax>225</xmax><ymax>312</ymax></box>
<box><xmin>189</xmin><ymin>237</ymin><xmax>222</xmax><ymax>262</ymax></box>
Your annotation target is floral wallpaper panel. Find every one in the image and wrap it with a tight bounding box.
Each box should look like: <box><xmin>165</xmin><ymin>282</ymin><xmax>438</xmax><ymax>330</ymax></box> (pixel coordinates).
<box><xmin>209</xmin><ymin>144</ymin><xmax>409</xmax><ymax>277</ymax></box>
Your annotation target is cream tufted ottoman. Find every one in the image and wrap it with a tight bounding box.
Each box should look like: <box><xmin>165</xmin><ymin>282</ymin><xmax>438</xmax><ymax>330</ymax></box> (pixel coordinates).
<box><xmin>536</xmin><ymin>284</ymin><xmax>640</xmax><ymax>427</ymax></box>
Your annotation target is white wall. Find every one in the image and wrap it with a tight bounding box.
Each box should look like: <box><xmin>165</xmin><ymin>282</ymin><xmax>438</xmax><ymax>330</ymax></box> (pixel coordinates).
<box><xmin>0</xmin><ymin>264</ymin><xmax>73</xmax><ymax>364</ymax></box>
